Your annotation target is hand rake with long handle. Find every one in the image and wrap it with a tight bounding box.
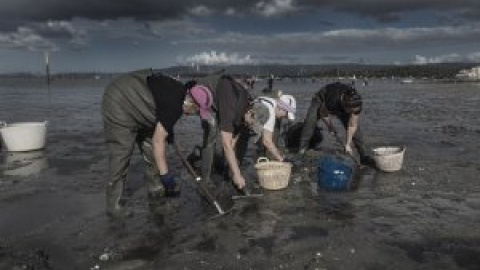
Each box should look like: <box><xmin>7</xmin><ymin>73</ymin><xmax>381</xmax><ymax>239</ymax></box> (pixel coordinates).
<box><xmin>173</xmin><ymin>141</ymin><xmax>233</xmax><ymax>217</ymax></box>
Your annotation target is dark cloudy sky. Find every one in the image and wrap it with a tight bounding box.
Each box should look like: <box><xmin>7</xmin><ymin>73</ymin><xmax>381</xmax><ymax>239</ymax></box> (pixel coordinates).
<box><xmin>1</xmin><ymin>0</ymin><xmax>480</xmax><ymax>73</ymax></box>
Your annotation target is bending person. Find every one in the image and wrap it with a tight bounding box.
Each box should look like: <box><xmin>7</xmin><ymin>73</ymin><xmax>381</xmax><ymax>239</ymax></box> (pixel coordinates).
<box><xmin>255</xmin><ymin>94</ymin><xmax>296</xmax><ymax>162</ymax></box>
<box><xmin>182</xmin><ymin>77</ymin><xmax>220</xmax><ymax>186</ymax></box>
<box><xmin>102</xmin><ymin>69</ymin><xmax>188</xmax><ymax>217</ymax></box>
<box><xmin>299</xmin><ymin>82</ymin><xmax>375</xmax><ymax>166</ymax></box>
<box><xmin>215</xmin><ymin>75</ymin><xmax>269</xmax><ymax>190</ymax></box>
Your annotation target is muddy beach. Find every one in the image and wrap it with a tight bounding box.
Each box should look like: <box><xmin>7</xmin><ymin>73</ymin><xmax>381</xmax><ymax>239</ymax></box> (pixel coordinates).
<box><xmin>1</xmin><ymin>77</ymin><xmax>480</xmax><ymax>270</ymax></box>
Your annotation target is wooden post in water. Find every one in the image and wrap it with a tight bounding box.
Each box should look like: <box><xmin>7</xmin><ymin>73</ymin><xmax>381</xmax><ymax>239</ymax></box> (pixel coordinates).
<box><xmin>44</xmin><ymin>51</ymin><xmax>52</xmax><ymax>117</ymax></box>
<box><xmin>45</xmin><ymin>51</ymin><xmax>51</xmax><ymax>85</ymax></box>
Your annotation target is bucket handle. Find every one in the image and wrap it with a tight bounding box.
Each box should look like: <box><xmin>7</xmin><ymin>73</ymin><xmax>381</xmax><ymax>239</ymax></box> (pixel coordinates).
<box><xmin>0</xmin><ymin>121</ymin><xmax>6</xmax><ymax>128</ymax></box>
<box><xmin>256</xmin><ymin>157</ymin><xmax>270</xmax><ymax>164</ymax></box>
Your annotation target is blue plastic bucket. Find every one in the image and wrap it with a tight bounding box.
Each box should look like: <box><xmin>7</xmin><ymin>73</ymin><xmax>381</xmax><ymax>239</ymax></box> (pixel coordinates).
<box><xmin>317</xmin><ymin>156</ymin><xmax>353</xmax><ymax>191</ymax></box>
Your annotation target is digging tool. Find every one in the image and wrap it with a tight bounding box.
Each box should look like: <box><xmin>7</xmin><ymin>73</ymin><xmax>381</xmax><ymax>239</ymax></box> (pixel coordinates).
<box><xmin>231</xmin><ymin>187</ymin><xmax>264</xmax><ymax>200</ymax></box>
<box><xmin>173</xmin><ymin>142</ymin><xmax>233</xmax><ymax>217</ymax></box>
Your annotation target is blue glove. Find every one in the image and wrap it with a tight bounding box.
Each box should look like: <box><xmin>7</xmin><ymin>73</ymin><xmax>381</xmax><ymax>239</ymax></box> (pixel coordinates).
<box><xmin>159</xmin><ymin>172</ymin><xmax>180</xmax><ymax>197</ymax></box>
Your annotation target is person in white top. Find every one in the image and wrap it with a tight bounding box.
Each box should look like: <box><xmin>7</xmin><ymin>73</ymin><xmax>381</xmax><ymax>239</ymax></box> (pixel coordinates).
<box><xmin>255</xmin><ymin>94</ymin><xmax>296</xmax><ymax>162</ymax></box>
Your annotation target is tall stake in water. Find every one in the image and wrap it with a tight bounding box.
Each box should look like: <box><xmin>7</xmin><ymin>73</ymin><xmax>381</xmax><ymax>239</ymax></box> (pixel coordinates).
<box><xmin>45</xmin><ymin>51</ymin><xmax>52</xmax><ymax>117</ymax></box>
<box><xmin>45</xmin><ymin>51</ymin><xmax>51</xmax><ymax>85</ymax></box>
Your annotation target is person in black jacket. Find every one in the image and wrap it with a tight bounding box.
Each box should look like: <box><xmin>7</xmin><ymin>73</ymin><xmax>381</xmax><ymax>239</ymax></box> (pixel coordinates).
<box><xmin>102</xmin><ymin>69</ymin><xmax>188</xmax><ymax>217</ymax></box>
<box><xmin>299</xmin><ymin>82</ymin><xmax>375</xmax><ymax>166</ymax></box>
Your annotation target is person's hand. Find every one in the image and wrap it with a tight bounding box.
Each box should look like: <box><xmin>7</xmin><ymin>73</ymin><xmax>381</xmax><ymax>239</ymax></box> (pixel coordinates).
<box><xmin>345</xmin><ymin>144</ymin><xmax>353</xmax><ymax>155</ymax></box>
<box><xmin>298</xmin><ymin>148</ymin><xmax>307</xmax><ymax>155</ymax></box>
<box><xmin>232</xmin><ymin>173</ymin><xmax>246</xmax><ymax>190</ymax></box>
<box><xmin>159</xmin><ymin>172</ymin><xmax>180</xmax><ymax>197</ymax></box>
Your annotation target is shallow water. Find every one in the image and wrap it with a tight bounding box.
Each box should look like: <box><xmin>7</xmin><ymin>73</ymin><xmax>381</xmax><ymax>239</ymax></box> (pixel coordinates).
<box><xmin>0</xmin><ymin>77</ymin><xmax>480</xmax><ymax>269</ymax></box>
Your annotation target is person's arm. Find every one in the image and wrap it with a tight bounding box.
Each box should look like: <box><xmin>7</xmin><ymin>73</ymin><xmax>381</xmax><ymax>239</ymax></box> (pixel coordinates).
<box><xmin>221</xmin><ymin>130</ymin><xmax>246</xmax><ymax>189</ymax></box>
<box><xmin>262</xmin><ymin>129</ymin><xmax>284</xmax><ymax>161</ymax></box>
<box><xmin>345</xmin><ymin>114</ymin><xmax>359</xmax><ymax>154</ymax></box>
<box><xmin>152</xmin><ymin>122</ymin><xmax>180</xmax><ymax>196</ymax></box>
<box><xmin>152</xmin><ymin>122</ymin><xmax>169</xmax><ymax>174</ymax></box>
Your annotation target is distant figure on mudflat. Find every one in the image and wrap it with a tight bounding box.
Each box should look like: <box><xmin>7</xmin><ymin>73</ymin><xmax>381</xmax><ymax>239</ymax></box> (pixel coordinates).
<box><xmin>266</xmin><ymin>73</ymin><xmax>275</xmax><ymax>93</ymax></box>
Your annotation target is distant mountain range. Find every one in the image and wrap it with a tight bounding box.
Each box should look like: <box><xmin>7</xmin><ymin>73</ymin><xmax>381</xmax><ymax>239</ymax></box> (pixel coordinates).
<box><xmin>2</xmin><ymin>63</ymin><xmax>479</xmax><ymax>80</ymax></box>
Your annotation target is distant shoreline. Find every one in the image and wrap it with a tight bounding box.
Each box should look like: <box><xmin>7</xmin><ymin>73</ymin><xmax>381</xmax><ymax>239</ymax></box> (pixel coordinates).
<box><xmin>0</xmin><ymin>76</ymin><xmax>478</xmax><ymax>88</ymax></box>
<box><xmin>1</xmin><ymin>62</ymin><xmax>480</xmax><ymax>81</ymax></box>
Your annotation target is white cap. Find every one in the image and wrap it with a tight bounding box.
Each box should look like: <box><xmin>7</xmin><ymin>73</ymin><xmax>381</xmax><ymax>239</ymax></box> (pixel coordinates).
<box><xmin>278</xmin><ymin>94</ymin><xmax>296</xmax><ymax>120</ymax></box>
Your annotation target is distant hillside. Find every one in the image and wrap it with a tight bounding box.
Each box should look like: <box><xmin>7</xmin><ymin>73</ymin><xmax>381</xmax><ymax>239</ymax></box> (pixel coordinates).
<box><xmin>160</xmin><ymin>63</ymin><xmax>480</xmax><ymax>79</ymax></box>
<box><xmin>1</xmin><ymin>63</ymin><xmax>479</xmax><ymax>80</ymax></box>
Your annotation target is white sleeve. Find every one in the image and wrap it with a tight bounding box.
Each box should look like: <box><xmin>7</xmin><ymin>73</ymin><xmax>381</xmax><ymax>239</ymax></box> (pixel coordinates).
<box><xmin>263</xmin><ymin>103</ymin><xmax>276</xmax><ymax>132</ymax></box>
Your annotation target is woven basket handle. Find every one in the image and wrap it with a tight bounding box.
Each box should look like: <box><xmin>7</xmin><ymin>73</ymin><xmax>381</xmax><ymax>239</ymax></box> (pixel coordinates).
<box><xmin>256</xmin><ymin>157</ymin><xmax>270</xmax><ymax>164</ymax></box>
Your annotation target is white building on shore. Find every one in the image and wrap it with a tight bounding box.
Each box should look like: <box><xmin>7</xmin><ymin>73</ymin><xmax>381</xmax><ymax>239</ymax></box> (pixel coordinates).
<box><xmin>456</xmin><ymin>66</ymin><xmax>480</xmax><ymax>81</ymax></box>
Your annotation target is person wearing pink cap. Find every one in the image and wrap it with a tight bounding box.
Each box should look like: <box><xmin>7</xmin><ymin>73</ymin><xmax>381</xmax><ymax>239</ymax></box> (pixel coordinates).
<box><xmin>255</xmin><ymin>94</ymin><xmax>297</xmax><ymax>162</ymax></box>
<box><xmin>182</xmin><ymin>82</ymin><xmax>219</xmax><ymax>186</ymax></box>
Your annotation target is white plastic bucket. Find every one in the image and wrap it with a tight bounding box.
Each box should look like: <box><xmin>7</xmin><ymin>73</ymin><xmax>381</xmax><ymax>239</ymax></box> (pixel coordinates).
<box><xmin>0</xmin><ymin>121</ymin><xmax>48</xmax><ymax>152</ymax></box>
<box><xmin>372</xmin><ymin>146</ymin><xmax>406</xmax><ymax>172</ymax></box>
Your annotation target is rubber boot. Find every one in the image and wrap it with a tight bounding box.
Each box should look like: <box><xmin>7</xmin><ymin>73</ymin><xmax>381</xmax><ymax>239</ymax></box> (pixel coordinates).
<box><xmin>352</xmin><ymin>132</ymin><xmax>375</xmax><ymax>167</ymax></box>
<box><xmin>201</xmin><ymin>144</ymin><xmax>216</xmax><ymax>190</ymax></box>
<box><xmin>140</xmin><ymin>139</ymin><xmax>167</xmax><ymax>205</ymax></box>
<box><xmin>106</xmin><ymin>180</ymin><xmax>131</xmax><ymax>218</ymax></box>
<box><xmin>200</xmin><ymin>115</ymin><xmax>218</xmax><ymax>188</ymax></box>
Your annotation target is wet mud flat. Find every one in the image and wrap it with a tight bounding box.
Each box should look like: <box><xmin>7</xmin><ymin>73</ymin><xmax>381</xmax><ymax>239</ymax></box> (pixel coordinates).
<box><xmin>0</xmin><ymin>78</ymin><xmax>480</xmax><ymax>270</ymax></box>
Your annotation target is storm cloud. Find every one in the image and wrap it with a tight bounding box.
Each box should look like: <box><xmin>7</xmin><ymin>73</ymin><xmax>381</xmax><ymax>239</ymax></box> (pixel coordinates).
<box><xmin>1</xmin><ymin>0</ymin><xmax>480</xmax><ymax>72</ymax></box>
<box><xmin>1</xmin><ymin>0</ymin><xmax>480</xmax><ymax>29</ymax></box>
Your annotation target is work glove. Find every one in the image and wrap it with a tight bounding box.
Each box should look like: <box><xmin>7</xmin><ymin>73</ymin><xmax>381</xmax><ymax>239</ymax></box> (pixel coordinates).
<box><xmin>159</xmin><ymin>172</ymin><xmax>180</xmax><ymax>197</ymax></box>
<box><xmin>298</xmin><ymin>148</ymin><xmax>307</xmax><ymax>155</ymax></box>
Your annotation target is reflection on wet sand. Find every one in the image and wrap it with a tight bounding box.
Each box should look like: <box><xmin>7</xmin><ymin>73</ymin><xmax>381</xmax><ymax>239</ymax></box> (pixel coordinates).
<box><xmin>3</xmin><ymin>150</ymin><xmax>48</xmax><ymax>176</ymax></box>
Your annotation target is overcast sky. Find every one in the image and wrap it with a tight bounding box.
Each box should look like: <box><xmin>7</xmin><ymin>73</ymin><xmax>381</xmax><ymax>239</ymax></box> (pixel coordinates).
<box><xmin>1</xmin><ymin>0</ymin><xmax>480</xmax><ymax>73</ymax></box>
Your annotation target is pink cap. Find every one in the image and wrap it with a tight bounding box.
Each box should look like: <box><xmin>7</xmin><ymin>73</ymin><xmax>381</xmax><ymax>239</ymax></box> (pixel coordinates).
<box><xmin>189</xmin><ymin>85</ymin><xmax>213</xmax><ymax>120</ymax></box>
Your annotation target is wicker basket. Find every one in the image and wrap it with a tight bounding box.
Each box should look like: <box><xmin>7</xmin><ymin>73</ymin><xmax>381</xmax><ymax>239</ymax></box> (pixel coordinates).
<box><xmin>254</xmin><ymin>157</ymin><xmax>292</xmax><ymax>190</ymax></box>
<box><xmin>373</xmin><ymin>146</ymin><xmax>406</xmax><ymax>172</ymax></box>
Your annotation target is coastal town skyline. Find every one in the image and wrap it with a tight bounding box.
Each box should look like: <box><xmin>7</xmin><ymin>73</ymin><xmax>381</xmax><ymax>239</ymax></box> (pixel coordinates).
<box><xmin>1</xmin><ymin>0</ymin><xmax>480</xmax><ymax>73</ymax></box>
